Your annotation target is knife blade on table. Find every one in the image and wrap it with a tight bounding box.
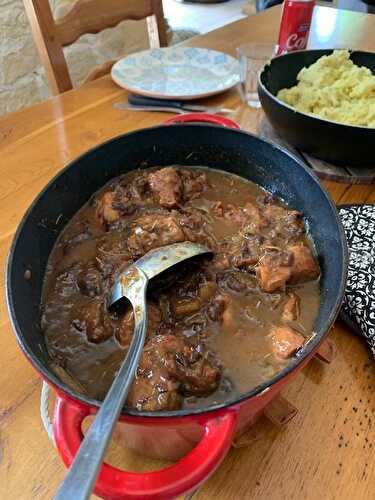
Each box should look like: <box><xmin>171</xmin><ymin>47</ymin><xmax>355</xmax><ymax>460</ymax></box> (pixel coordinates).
<box><xmin>113</xmin><ymin>103</ymin><xmax>187</xmax><ymax>114</ymax></box>
<box><xmin>113</xmin><ymin>95</ymin><xmax>234</xmax><ymax>114</ymax></box>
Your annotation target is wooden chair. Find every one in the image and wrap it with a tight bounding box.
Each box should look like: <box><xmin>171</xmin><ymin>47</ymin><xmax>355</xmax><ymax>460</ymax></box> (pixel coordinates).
<box><xmin>23</xmin><ymin>0</ymin><xmax>168</xmax><ymax>95</ymax></box>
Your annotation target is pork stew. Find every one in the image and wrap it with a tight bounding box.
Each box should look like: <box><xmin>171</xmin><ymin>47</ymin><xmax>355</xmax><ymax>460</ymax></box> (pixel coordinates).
<box><xmin>41</xmin><ymin>167</ymin><xmax>320</xmax><ymax>411</ymax></box>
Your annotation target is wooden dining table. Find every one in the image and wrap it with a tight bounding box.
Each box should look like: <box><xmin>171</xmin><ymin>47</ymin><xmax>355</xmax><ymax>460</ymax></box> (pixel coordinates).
<box><xmin>1</xmin><ymin>4</ymin><xmax>375</xmax><ymax>499</ymax></box>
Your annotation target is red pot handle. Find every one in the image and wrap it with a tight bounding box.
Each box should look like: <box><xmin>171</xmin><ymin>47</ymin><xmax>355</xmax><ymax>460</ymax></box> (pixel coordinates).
<box><xmin>164</xmin><ymin>113</ymin><xmax>240</xmax><ymax>129</ymax></box>
<box><xmin>53</xmin><ymin>396</ymin><xmax>237</xmax><ymax>500</ymax></box>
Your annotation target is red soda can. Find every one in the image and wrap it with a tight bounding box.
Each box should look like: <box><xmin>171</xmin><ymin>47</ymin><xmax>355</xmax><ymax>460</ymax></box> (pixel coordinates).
<box><xmin>276</xmin><ymin>0</ymin><xmax>315</xmax><ymax>55</ymax></box>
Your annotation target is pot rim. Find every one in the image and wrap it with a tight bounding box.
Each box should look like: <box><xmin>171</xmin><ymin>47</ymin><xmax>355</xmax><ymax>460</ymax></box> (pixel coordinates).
<box><xmin>6</xmin><ymin>123</ymin><xmax>349</xmax><ymax>419</ymax></box>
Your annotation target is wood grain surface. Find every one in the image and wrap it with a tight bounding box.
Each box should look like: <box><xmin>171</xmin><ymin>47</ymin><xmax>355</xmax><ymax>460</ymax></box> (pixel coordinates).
<box><xmin>1</xmin><ymin>5</ymin><xmax>374</xmax><ymax>500</ymax></box>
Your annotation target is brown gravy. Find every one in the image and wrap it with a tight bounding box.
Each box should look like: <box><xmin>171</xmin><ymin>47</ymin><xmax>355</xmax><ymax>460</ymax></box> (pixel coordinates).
<box><xmin>41</xmin><ymin>167</ymin><xmax>320</xmax><ymax>411</ymax></box>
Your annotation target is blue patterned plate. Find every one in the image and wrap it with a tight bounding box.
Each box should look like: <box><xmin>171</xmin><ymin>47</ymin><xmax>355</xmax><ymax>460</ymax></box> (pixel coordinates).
<box><xmin>111</xmin><ymin>47</ymin><xmax>240</xmax><ymax>100</ymax></box>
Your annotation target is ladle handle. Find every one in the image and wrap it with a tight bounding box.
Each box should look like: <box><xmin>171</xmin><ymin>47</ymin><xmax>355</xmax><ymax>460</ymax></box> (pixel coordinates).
<box><xmin>54</xmin><ymin>272</ymin><xmax>148</xmax><ymax>500</ymax></box>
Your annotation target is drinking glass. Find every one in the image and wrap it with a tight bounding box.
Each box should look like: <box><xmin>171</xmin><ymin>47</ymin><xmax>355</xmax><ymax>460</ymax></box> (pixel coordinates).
<box><xmin>237</xmin><ymin>43</ymin><xmax>275</xmax><ymax>108</ymax></box>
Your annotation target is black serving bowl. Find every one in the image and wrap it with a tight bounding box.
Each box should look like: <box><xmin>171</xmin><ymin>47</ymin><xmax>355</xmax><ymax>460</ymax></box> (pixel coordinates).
<box><xmin>258</xmin><ymin>49</ymin><xmax>375</xmax><ymax>166</ymax></box>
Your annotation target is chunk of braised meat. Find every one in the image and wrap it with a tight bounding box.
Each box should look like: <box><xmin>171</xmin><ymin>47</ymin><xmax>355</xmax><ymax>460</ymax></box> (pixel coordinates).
<box><xmin>169</xmin><ymin>282</ymin><xmax>218</xmax><ymax>325</ymax></box>
<box><xmin>229</xmin><ymin>233</ymin><xmax>263</xmax><ymax>269</ymax></box>
<box><xmin>270</xmin><ymin>326</ymin><xmax>305</xmax><ymax>360</ymax></box>
<box><xmin>246</xmin><ymin>200</ymin><xmax>268</xmax><ymax>221</ymax></box>
<box><xmin>112</xmin><ymin>177</ymin><xmax>151</xmax><ymax>220</ymax></box>
<box><xmin>71</xmin><ymin>298</ymin><xmax>113</xmax><ymax>343</ymax></box>
<box><xmin>179</xmin><ymin>208</ymin><xmax>217</xmax><ymax>249</ymax></box>
<box><xmin>214</xmin><ymin>215</ymin><xmax>267</xmax><ymax>272</ymax></box>
<box><xmin>96</xmin><ymin>191</ymin><xmax>121</xmax><ymax>225</ymax></box>
<box><xmin>213</xmin><ymin>201</ymin><xmax>268</xmax><ymax>232</ymax></box>
<box><xmin>116</xmin><ymin>303</ymin><xmax>162</xmax><ymax>347</ymax></box>
<box><xmin>238</xmin><ymin>237</ymin><xmax>263</xmax><ymax>268</ymax></box>
<box><xmin>263</xmin><ymin>205</ymin><xmax>304</xmax><ymax>242</ymax></box>
<box><xmin>282</xmin><ymin>292</ymin><xmax>300</xmax><ymax>322</ymax></box>
<box><xmin>96</xmin><ymin>176</ymin><xmax>150</xmax><ymax>227</ymax></box>
<box><xmin>127</xmin><ymin>213</ymin><xmax>185</xmax><ymax>257</ymax></box>
<box><xmin>125</xmin><ymin>172</ymin><xmax>150</xmax><ymax>199</ymax></box>
<box><xmin>128</xmin><ymin>335</ymin><xmax>220</xmax><ymax>411</ymax></box>
<box><xmin>76</xmin><ymin>262</ymin><xmax>102</xmax><ymax>297</ymax></box>
<box><xmin>217</xmin><ymin>271</ymin><xmax>257</xmax><ymax>294</ymax></box>
<box><xmin>256</xmin><ymin>250</ymin><xmax>293</xmax><ymax>292</ymax></box>
<box><xmin>223</xmin><ymin>204</ymin><xmax>248</xmax><ymax>226</ymax></box>
<box><xmin>148</xmin><ymin>167</ymin><xmax>182</xmax><ymax>208</ymax></box>
<box><xmin>128</xmin><ymin>374</ymin><xmax>182</xmax><ymax>412</ymax></box>
<box><xmin>182</xmin><ymin>357</ymin><xmax>221</xmax><ymax>395</ymax></box>
<box><xmin>160</xmin><ymin>335</ymin><xmax>221</xmax><ymax>395</ymax></box>
<box><xmin>180</xmin><ymin>169</ymin><xmax>207</xmax><ymax>200</ymax></box>
<box><xmin>288</xmin><ymin>244</ymin><xmax>320</xmax><ymax>283</ymax></box>
<box><xmin>241</xmin><ymin>202</ymin><xmax>268</xmax><ymax>232</ymax></box>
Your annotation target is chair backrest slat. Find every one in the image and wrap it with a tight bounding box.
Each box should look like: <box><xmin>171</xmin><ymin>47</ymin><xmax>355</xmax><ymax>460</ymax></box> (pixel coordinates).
<box><xmin>23</xmin><ymin>0</ymin><xmax>168</xmax><ymax>95</ymax></box>
<box><xmin>56</xmin><ymin>0</ymin><xmax>155</xmax><ymax>46</ymax></box>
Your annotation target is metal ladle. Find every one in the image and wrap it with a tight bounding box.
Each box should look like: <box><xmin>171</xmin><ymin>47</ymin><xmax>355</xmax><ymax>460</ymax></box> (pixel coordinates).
<box><xmin>55</xmin><ymin>241</ymin><xmax>212</xmax><ymax>500</ymax></box>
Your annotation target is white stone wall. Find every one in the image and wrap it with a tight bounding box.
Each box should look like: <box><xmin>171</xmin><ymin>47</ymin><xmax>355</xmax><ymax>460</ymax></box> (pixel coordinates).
<box><xmin>0</xmin><ymin>0</ymin><xmax>150</xmax><ymax>116</ymax></box>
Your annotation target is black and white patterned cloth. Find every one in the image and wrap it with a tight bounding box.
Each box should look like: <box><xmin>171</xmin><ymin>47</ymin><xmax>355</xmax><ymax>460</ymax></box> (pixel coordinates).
<box><xmin>339</xmin><ymin>204</ymin><xmax>375</xmax><ymax>358</ymax></box>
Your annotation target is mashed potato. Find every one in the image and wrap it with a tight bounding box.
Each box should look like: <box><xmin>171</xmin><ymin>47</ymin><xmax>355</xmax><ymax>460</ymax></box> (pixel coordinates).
<box><xmin>277</xmin><ymin>50</ymin><xmax>375</xmax><ymax>127</ymax></box>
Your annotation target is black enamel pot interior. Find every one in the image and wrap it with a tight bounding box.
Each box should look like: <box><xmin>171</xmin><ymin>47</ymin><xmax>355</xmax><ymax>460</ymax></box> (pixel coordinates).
<box><xmin>6</xmin><ymin>124</ymin><xmax>348</xmax><ymax>417</ymax></box>
<box><xmin>258</xmin><ymin>49</ymin><xmax>375</xmax><ymax>166</ymax></box>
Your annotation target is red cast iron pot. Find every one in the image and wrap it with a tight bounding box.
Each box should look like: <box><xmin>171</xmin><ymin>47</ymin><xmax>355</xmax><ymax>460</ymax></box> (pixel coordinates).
<box><xmin>6</xmin><ymin>114</ymin><xmax>347</xmax><ymax>500</ymax></box>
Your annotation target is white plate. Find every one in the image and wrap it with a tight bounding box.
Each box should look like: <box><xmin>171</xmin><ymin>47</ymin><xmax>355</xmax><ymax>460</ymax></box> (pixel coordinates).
<box><xmin>111</xmin><ymin>47</ymin><xmax>240</xmax><ymax>100</ymax></box>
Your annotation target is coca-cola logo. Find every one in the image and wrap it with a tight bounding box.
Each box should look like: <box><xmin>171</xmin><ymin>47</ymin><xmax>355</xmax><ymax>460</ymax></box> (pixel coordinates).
<box><xmin>286</xmin><ymin>33</ymin><xmax>307</xmax><ymax>51</ymax></box>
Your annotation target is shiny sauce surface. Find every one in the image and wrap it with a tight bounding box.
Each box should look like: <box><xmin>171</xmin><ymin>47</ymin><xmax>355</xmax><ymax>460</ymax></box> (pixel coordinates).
<box><xmin>42</xmin><ymin>167</ymin><xmax>320</xmax><ymax>411</ymax></box>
